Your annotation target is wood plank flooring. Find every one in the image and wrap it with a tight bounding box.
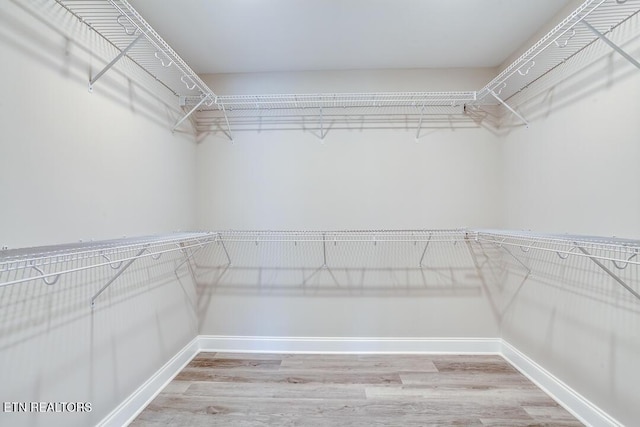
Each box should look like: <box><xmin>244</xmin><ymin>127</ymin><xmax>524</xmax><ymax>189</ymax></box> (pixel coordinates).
<box><xmin>132</xmin><ymin>353</ymin><xmax>583</xmax><ymax>426</ymax></box>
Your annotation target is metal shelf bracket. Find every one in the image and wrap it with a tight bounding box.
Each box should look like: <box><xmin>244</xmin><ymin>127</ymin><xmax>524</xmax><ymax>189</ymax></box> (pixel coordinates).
<box><xmin>582</xmin><ymin>20</ymin><xmax>640</xmax><ymax>71</ymax></box>
<box><xmin>89</xmin><ymin>33</ymin><xmax>143</xmax><ymax>93</ymax></box>
<box><xmin>577</xmin><ymin>245</ymin><xmax>640</xmax><ymax>302</ymax></box>
<box><xmin>490</xmin><ymin>90</ymin><xmax>529</xmax><ymax>127</ymax></box>
<box><xmin>90</xmin><ymin>245</ymin><xmax>149</xmax><ymax>308</ymax></box>
<box><xmin>416</xmin><ymin>105</ymin><xmax>426</xmax><ymax>140</ymax></box>
<box><xmin>220</xmin><ymin>102</ymin><xmax>234</xmax><ymax>142</ymax></box>
<box><xmin>319</xmin><ymin>106</ymin><xmax>326</xmax><ymax>140</ymax></box>
<box><xmin>173</xmin><ymin>94</ymin><xmax>213</xmax><ymax>132</ymax></box>
<box><xmin>419</xmin><ymin>233</ymin><xmax>432</xmax><ymax>267</ymax></box>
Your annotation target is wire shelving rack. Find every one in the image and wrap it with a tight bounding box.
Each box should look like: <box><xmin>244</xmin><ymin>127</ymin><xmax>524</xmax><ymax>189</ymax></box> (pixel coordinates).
<box><xmin>38</xmin><ymin>0</ymin><xmax>640</xmax><ymax>135</ymax></box>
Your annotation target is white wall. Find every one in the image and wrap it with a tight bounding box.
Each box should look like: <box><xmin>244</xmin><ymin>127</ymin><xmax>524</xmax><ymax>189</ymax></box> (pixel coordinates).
<box><xmin>4</xmin><ymin>0</ymin><xmax>640</xmax><ymax>425</ymax></box>
<box><xmin>494</xmin><ymin>247</ymin><xmax>640</xmax><ymax>426</ymax></box>
<box><xmin>195</xmin><ymin>234</ymin><xmax>502</xmax><ymax>339</ymax></box>
<box><xmin>0</xmin><ymin>0</ymin><xmax>197</xmax><ymax>249</ymax></box>
<box><xmin>0</xmin><ymin>2</ymin><xmax>199</xmax><ymax>426</ymax></box>
<box><xmin>197</xmin><ymin>128</ymin><xmax>502</xmax><ymax>231</ymax></box>
<box><xmin>205</xmin><ymin>68</ymin><xmax>494</xmax><ymax>94</ymax></box>
<box><xmin>197</xmin><ymin>68</ymin><xmax>502</xmax><ymax>231</ymax></box>
<box><xmin>0</xmin><ymin>252</ymin><xmax>199</xmax><ymax>427</ymax></box>
<box><xmin>500</xmin><ymin>13</ymin><xmax>640</xmax><ymax>239</ymax></box>
<box><xmin>194</xmin><ymin>69</ymin><xmax>504</xmax><ymax>339</ymax></box>
<box><xmin>496</xmin><ymin>14</ymin><xmax>640</xmax><ymax>426</ymax></box>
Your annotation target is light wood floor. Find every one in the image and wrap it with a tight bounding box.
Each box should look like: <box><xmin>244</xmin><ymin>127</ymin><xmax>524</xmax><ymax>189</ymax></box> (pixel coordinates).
<box><xmin>132</xmin><ymin>353</ymin><xmax>583</xmax><ymax>426</ymax></box>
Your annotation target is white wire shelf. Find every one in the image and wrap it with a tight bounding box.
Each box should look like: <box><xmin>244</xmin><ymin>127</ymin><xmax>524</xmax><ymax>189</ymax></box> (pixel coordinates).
<box><xmin>213</xmin><ymin>229</ymin><xmax>470</xmax><ymax>243</ymax></box>
<box><xmin>39</xmin><ymin>0</ymin><xmax>640</xmax><ymax>134</ymax></box>
<box><xmin>2</xmin><ymin>229</ymin><xmax>639</xmax><ymax>300</ymax></box>
<box><xmin>476</xmin><ymin>0</ymin><xmax>640</xmax><ymax>103</ymax></box>
<box><xmin>476</xmin><ymin>230</ymin><xmax>640</xmax><ymax>265</ymax></box>
<box><xmin>0</xmin><ymin>232</ymin><xmax>215</xmax><ymax>288</ymax></box>
<box><xmin>190</xmin><ymin>0</ymin><xmax>640</xmax><ymax>133</ymax></box>
<box><xmin>189</xmin><ymin>92</ymin><xmax>477</xmax><ymax>111</ymax></box>
<box><xmin>476</xmin><ymin>230</ymin><xmax>640</xmax><ymax>301</ymax></box>
<box><xmin>53</xmin><ymin>0</ymin><xmax>221</xmax><ymax>131</ymax></box>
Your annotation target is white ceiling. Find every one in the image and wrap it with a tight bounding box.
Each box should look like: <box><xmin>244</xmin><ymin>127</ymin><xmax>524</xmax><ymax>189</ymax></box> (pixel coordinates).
<box><xmin>129</xmin><ymin>0</ymin><xmax>573</xmax><ymax>74</ymax></box>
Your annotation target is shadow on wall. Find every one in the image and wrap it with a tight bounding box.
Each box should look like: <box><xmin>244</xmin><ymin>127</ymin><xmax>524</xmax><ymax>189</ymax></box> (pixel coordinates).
<box><xmin>487</xmin><ymin>243</ymin><xmax>640</xmax><ymax>425</ymax></box>
<box><xmin>498</xmin><ymin>12</ymin><xmax>640</xmax><ymax>130</ymax></box>
<box><xmin>0</xmin><ymin>251</ymin><xmax>198</xmax><ymax>427</ymax></box>
<box><xmin>192</xmin><ymin>237</ymin><xmax>513</xmax><ymax>328</ymax></box>
<box><xmin>1</xmin><ymin>0</ymin><xmax>186</xmax><ymax>135</ymax></box>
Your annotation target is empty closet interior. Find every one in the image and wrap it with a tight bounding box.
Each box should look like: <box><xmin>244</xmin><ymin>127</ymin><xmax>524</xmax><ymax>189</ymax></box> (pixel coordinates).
<box><xmin>1</xmin><ymin>0</ymin><xmax>640</xmax><ymax>426</ymax></box>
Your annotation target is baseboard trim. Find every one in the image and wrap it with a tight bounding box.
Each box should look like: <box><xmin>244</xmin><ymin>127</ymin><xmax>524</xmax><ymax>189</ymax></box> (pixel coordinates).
<box><xmin>100</xmin><ymin>336</ymin><xmax>621</xmax><ymax>427</ymax></box>
<box><xmin>197</xmin><ymin>335</ymin><xmax>502</xmax><ymax>354</ymax></box>
<box><xmin>97</xmin><ymin>336</ymin><xmax>200</xmax><ymax>427</ymax></box>
<box><xmin>501</xmin><ymin>340</ymin><xmax>621</xmax><ymax>427</ymax></box>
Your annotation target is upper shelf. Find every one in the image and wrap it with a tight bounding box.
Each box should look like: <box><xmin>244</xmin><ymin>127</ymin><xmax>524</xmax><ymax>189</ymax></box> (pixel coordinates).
<box><xmin>49</xmin><ymin>0</ymin><xmax>640</xmax><ymax>133</ymax></box>
<box><xmin>212</xmin><ymin>92</ymin><xmax>477</xmax><ymax>112</ymax></box>
<box><xmin>476</xmin><ymin>0</ymin><xmax>640</xmax><ymax>103</ymax></box>
<box><xmin>55</xmin><ymin>0</ymin><xmax>218</xmax><ymax>102</ymax></box>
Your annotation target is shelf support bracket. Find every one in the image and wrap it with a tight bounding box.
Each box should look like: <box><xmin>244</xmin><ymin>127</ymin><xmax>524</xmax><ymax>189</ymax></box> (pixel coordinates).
<box><xmin>218</xmin><ymin>233</ymin><xmax>232</xmax><ymax>266</ymax></box>
<box><xmin>490</xmin><ymin>90</ymin><xmax>529</xmax><ymax>127</ymax></box>
<box><xmin>577</xmin><ymin>245</ymin><xmax>640</xmax><ymax>302</ymax></box>
<box><xmin>220</xmin><ymin>102</ymin><xmax>234</xmax><ymax>143</ymax></box>
<box><xmin>319</xmin><ymin>106</ymin><xmax>325</xmax><ymax>140</ymax></box>
<box><xmin>500</xmin><ymin>245</ymin><xmax>531</xmax><ymax>274</ymax></box>
<box><xmin>322</xmin><ymin>233</ymin><xmax>327</xmax><ymax>268</ymax></box>
<box><xmin>582</xmin><ymin>21</ymin><xmax>640</xmax><ymax>71</ymax></box>
<box><xmin>89</xmin><ymin>33</ymin><xmax>143</xmax><ymax>92</ymax></box>
<box><xmin>91</xmin><ymin>245</ymin><xmax>148</xmax><ymax>308</ymax></box>
<box><xmin>416</xmin><ymin>106</ymin><xmax>426</xmax><ymax>140</ymax></box>
<box><xmin>174</xmin><ymin>241</ymin><xmax>210</xmax><ymax>274</ymax></box>
<box><xmin>173</xmin><ymin>94</ymin><xmax>212</xmax><ymax>132</ymax></box>
<box><xmin>419</xmin><ymin>233</ymin><xmax>432</xmax><ymax>267</ymax></box>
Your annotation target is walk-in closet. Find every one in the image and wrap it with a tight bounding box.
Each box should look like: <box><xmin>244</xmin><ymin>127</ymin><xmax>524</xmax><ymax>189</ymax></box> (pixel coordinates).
<box><xmin>1</xmin><ymin>0</ymin><xmax>639</xmax><ymax>426</ymax></box>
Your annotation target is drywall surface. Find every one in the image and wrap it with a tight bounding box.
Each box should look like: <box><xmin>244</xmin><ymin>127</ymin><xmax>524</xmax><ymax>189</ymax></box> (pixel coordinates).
<box><xmin>195</xmin><ymin>235</ymin><xmax>502</xmax><ymax>339</ymax></box>
<box><xmin>500</xmin><ymin>19</ymin><xmax>640</xmax><ymax>239</ymax></box>
<box><xmin>0</xmin><ymin>251</ymin><xmax>199</xmax><ymax>427</ymax></box>
<box><xmin>495</xmin><ymin>250</ymin><xmax>640</xmax><ymax>426</ymax></box>
<box><xmin>498</xmin><ymin>16</ymin><xmax>640</xmax><ymax>426</ymax></box>
<box><xmin>0</xmin><ymin>2</ymin><xmax>199</xmax><ymax>427</ymax></box>
<box><xmin>195</xmin><ymin>69</ymin><xmax>503</xmax><ymax>338</ymax></box>
<box><xmin>197</xmin><ymin>68</ymin><xmax>501</xmax><ymax>231</ymax></box>
<box><xmin>197</xmin><ymin>128</ymin><xmax>502</xmax><ymax>231</ymax></box>
<box><xmin>205</xmin><ymin>68</ymin><xmax>496</xmax><ymax>94</ymax></box>
<box><xmin>0</xmin><ymin>1</ymin><xmax>197</xmax><ymax>250</ymax></box>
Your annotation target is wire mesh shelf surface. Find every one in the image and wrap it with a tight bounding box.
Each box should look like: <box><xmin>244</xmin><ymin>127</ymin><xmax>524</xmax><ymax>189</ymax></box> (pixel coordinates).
<box><xmin>188</xmin><ymin>92</ymin><xmax>477</xmax><ymax>111</ymax></box>
<box><xmin>2</xmin><ymin>230</ymin><xmax>639</xmax><ymax>300</ymax></box>
<box><xmin>0</xmin><ymin>232</ymin><xmax>215</xmax><ymax>288</ymax></box>
<box><xmin>213</xmin><ymin>229</ymin><xmax>470</xmax><ymax>243</ymax></box>
<box><xmin>45</xmin><ymin>0</ymin><xmax>640</xmax><ymax>132</ymax></box>
<box><xmin>476</xmin><ymin>0</ymin><xmax>640</xmax><ymax>102</ymax></box>
<box><xmin>55</xmin><ymin>0</ymin><xmax>218</xmax><ymax>103</ymax></box>
<box><xmin>476</xmin><ymin>230</ymin><xmax>640</xmax><ymax>267</ymax></box>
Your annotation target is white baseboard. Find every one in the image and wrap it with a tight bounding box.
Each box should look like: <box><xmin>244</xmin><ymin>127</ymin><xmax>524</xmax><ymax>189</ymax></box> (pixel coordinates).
<box><xmin>99</xmin><ymin>336</ymin><xmax>621</xmax><ymax>427</ymax></box>
<box><xmin>198</xmin><ymin>335</ymin><xmax>502</xmax><ymax>354</ymax></box>
<box><xmin>97</xmin><ymin>337</ymin><xmax>200</xmax><ymax>427</ymax></box>
<box><xmin>501</xmin><ymin>340</ymin><xmax>621</xmax><ymax>427</ymax></box>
